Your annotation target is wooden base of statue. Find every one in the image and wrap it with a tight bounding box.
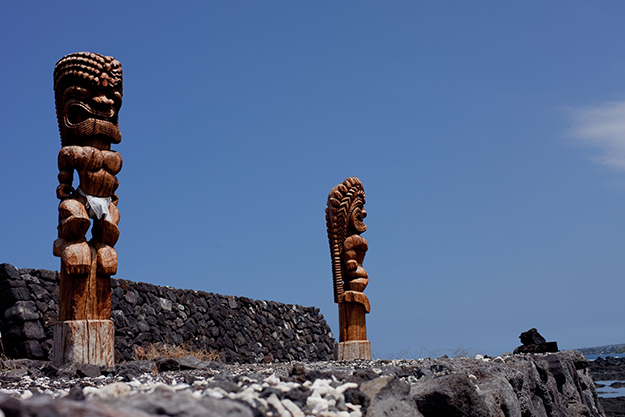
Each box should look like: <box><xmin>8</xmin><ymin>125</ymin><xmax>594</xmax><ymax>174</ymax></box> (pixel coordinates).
<box><xmin>53</xmin><ymin>320</ymin><xmax>114</xmax><ymax>366</ymax></box>
<box><xmin>334</xmin><ymin>340</ymin><xmax>371</xmax><ymax>361</ymax></box>
<box><xmin>335</xmin><ymin>291</ymin><xmax>371</xmax><ymax>360</ymax></box>
<box><xmin>54</xmin><ymin>244</ymin><xmax>114</xmax><ymax>366</ymax></box>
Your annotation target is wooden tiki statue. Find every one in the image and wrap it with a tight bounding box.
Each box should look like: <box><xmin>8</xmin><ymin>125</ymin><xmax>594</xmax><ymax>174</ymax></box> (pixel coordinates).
<box><xmin>52</xmin><ymin>52</ymin><xmax>123</xmax><ymax>366</ymax></box>
<box><xmin>326</xmin><ymin>177</ymin><xmax>371</xmax><ymax>360</ymax></box>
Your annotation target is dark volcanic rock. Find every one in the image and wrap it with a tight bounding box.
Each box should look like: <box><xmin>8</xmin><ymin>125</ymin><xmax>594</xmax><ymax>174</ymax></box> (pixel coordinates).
<box><xmin>22</xmin><ymin>340</ymin><xmax>44</xmax><ymax>359</ymax></box>
<box><xmin>521</xmin><ymin>327</ymin><xmax>547</xmax><ymax>345</ymax></box>
<box><xmin>284</xmin><ymin>385</ymin><xmax>311</xmax><ymax>407</ymax></box>
<box><xmin>343</xmin><ymin>387</ymin><xmax>370</xmax><ymax>413</ymax></box>
<box><xmin>0</xmin><ymin>392</ymin><xmax>24</xmax><ymax>417</ymax></box>
<box><xmin>156</xmin><ymin>358</ymin><xmax>181</xmax><ymax>372</ymax></box>
<box><xmin>4</xmin><ymin>301</ymin><xmax>40</xmax><ymax>322</ymax></box>
<box><xmin>77</xmin><ymin>364</ymin><xmax>102</xmax><ymax>378</ymax></box>
<box><xmin>179</xmin><ymin>355</ymin><xmax>212</xmax><ymax>370</ymax></box>
<box><xmin>0</xmin><ymin>263</ymin><xmax>20</xmax><ymax>281</ymax></box>
<box><xmin>115</xmin><ymin>361</ymin><xmax>158</xmax><ymax>380</ymax></box>
<box><xmin>0</xmin><ymin>393</ymin><xmax>150</xmax><ymax>417</ymax></box>
<box><xmin>104</xmin><ymin>391</ymin><xmax>254</xmax><ymax>417</ymax></box>
<box><xmin>0</xmin><ymin>352</ymin><xmax>608</xmax><ymax>417</ymax></box>
<box><xmin>361</xmin><ymin>374</ymin><xmax>421</xmax><ymax>417</ymax></box>
<box><xmin>589</xmin><ymin>356</ymin><xmax>625</xmax><ymax>381</ymax></box>
<box><xmin>600</xmin><ymin>397</ymin><xmax>625</xmax><ymax>417</ymax></box>
<box><xmin>411</xmin><ymin>373</ymin><xmax>490</xmax><ymax>417</ymax></box>
<box><xmin>0</xmin><ymin>263</ymin><xmax>335</xmax><ymax>364</ymax></box>
<box><xmin>513</xmin><ymin>327</ymin><xmax>559</xmax><ymax>354</ymax></box>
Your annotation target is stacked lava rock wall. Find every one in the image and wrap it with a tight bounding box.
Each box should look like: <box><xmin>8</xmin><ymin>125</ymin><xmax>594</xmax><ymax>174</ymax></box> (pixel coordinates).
<box><xmin>0</xmin><ymin>265</ymin><xmax>58</xmax><ymax>359</ymax></box>
<box><xmin>0</xmin><ymin>263</ymin><xmax>335</xmax><ymax>363</ymax></box>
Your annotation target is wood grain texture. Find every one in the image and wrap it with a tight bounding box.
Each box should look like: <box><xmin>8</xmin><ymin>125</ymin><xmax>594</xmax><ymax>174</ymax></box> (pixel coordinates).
<box><xmin>53</xmin><ymin>320</ymin><xmax>114</xmax><ymax>367</ymax></box>
<box><xmin>334</xmin><ymin>340</ymin><xmax>371</xmax><ymax>361</ymax></box>
<box><xmin>53</xmin><ymin>52</ymin><xmax>122</xmax><ymax>366</ymax></box>
<box><xmin>326</xmin><ymin>177</ymin><xmax>371</xmax><ymax>344</ymax></box>
<box><xmin>53</xmin><ymin>51</ymin><xmax>123</xmax><ymax>277</ymax></box>
<box><xmin>342</xmin><ymin>291</ymin><xmax>370</xmax><ymax>313</ymax></box>
<box><xmin>338</xmin><ymin>298</ymin><xmax>367</xmax><ymax>342</ymax></box>
<box><xmin>59</xmin><ymin>246</ymin><xmax>111</xmax><ymax>321</ymax></box>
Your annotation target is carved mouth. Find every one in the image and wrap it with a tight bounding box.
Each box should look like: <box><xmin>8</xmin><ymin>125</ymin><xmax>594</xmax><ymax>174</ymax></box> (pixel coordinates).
<box><xmin>65</xmin><ymin>101</ymin><xmax>116</xmax><ymax>126</ymax></box>
<box><xmin>63</xmin><ymin>100</ymin><xmax>121</xmax><ymax>143</ymax></box>
<box><xmin>354</xmin><ymin>220</ymin><xmax>367</xmax><ymax>233</ymax></box>
<box><xmin>351</xmin><ymin>208</ymin><xmax>367</xmax><ymax>233</ymax></box>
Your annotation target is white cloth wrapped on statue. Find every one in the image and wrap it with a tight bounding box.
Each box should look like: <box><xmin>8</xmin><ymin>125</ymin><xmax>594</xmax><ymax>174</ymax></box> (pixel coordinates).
<box><xmin>78</xmin><ymin>188</ymin><xmax>112</xmax><ymax>220</ymax></box>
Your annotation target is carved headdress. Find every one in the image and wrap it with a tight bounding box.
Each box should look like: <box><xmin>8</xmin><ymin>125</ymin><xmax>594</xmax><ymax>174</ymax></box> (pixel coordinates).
<box><xmin>54</xmin><ymin>52</ymin><xmax>123</xmax><ymax>93</ymax></box>
<box><xmin>325</xmin><ymin>177</ymin><xmax>367</xmax><ymax>303</ymax></box>
<box><xmin>53</xmin><ymin>52</ymin><xmax>123</xmax><ymax>146</ymax></box>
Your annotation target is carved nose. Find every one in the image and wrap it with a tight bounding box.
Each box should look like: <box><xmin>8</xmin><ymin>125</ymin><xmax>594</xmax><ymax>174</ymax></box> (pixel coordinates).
<box><xmin>361</xmin><ymin>209</ymin><xmax>367</xmax><ymax>219</ymax></box>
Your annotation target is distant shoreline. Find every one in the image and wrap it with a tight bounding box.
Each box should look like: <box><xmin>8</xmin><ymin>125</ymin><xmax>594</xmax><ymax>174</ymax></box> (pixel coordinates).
<box><xmin>577</xmin><ymin>343</ymin><xmax>625</xmax><ymax>356</ymax></box>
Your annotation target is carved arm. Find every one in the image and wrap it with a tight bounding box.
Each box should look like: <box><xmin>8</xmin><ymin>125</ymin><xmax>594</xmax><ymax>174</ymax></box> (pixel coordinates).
<box><xmin>57</xmin><ymin>149</ymin><xmax>75</xmax><ymax>200</ymax></box>
<box><xmin>343</xmin><ymin>235</ymin><xmax>369</xmax><ymax>279</ymax></box>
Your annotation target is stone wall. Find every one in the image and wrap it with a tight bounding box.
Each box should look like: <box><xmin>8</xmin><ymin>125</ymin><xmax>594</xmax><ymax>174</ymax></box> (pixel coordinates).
<box><xmin>0</xmin><ymin>263</ymin><xmax>335</xmax><ymax>363</ymax></box>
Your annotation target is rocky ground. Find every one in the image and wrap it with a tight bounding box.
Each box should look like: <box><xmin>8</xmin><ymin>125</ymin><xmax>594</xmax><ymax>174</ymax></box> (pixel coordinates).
<box><xmin>589</xmin><ymin>357</ymin><xmax>625</xmax><ymax>381</ymax></box>
<box><xmin>0</xmin><ymin>350</ymin><xmax>606</xmax><ymax>417</ymax></box>
<box><xmin>588</xmin><ymin>357</ymin><xmax>625</xmax><ymax>417</ymax></box>
<box><xmin>599</xmin><ymin>398</ymin><xmax>625</xmax><ymax>417</ymax></box>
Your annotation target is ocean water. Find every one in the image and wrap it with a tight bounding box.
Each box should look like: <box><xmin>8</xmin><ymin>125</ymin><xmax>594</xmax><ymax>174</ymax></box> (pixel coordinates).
<box><xmin>594</xmin><ymin>381</ymin><xmax>625</xmax><ymax>398</ymax></box>
<box><xmin>584</xmin><ymin>353</ymin><xmax>625</xmax><ymax>361</ymax></box>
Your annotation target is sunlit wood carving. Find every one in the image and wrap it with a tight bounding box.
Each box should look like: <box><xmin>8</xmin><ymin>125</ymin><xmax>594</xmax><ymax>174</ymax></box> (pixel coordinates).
<box><xmin>52</xmin><ymin>52</ymin><xmax>122</xmax><ymax>366</ymax></box>
<box><xmin>326</xmin><ymin>177</ymin><xmax>371</xmax><ymax>360</ymax></box>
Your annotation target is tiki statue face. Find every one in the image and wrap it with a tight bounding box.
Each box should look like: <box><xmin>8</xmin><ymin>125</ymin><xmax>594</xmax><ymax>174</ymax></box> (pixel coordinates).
<box><xmin>326</xmin><ymin>177</ymin><xmax>368</xmax><ymax>302</ymax></box>
<box><xmin>348</xmin><ymin>196</ymin><xmax>367</xmax><ymax>235</ymax></box>
<box><xmin>54</xmin><ymin>52</ymin><xmax>123</xmax><ymax>147</ymax></box>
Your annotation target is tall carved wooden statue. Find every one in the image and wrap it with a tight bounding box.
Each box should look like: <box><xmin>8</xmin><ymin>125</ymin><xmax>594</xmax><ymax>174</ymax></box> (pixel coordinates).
<box><xmin>326</xmin><ymin>177</ymin><xmax>371</xmax><ymax>360</ymax></box>
<box><xmin>52</xmin><ymin>52</ymin><xmax>123</xmax><ymax>366</ymax></box>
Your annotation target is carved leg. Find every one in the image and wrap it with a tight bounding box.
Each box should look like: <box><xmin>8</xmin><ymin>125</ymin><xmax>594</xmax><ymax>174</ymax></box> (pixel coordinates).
<box><xmin>56</xmin><ymin>245</ymin><xmax>114</xmax><ymax>366</ymax></box>
<box><xmin>58</xmin><ymin>198</ymin><xmax>91</xmax><ymax>239</ymax></box>
<box><xmin>53</xmin><ymin>238</ymin><xmax>91</xmax><ymax>275</ymax></box>
<box><xmin>91</xmin><ymin>203</ymin><xmax>120</xmax><ymax>275</ymax></box>
<box><xmin>92</xmin><ymin>242</ymin><xmax>117</xmax><ymax>276</ymax></box>
<box><xmin>55</xmin><ymin>199</ymin><xmax>91</xmax><ymax>275</ymax></box>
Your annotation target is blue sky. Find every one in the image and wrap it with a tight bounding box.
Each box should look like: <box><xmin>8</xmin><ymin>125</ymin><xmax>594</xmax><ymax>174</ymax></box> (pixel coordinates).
<box><xmin>3</xmin><ymin>1</ymin><xmax>625</xmax><ymax>358</ymax></box>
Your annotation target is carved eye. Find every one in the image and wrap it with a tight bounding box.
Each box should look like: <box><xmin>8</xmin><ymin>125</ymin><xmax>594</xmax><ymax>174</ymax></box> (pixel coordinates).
<box><xmin>62</xmin><ymin>86</ymin><xmax>90</xmax><ymax>102</ymax></box>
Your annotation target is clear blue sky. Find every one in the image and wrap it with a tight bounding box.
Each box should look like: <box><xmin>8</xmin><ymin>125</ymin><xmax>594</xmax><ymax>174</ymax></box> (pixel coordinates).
<box><xmin>2</xmin><ymin>1</ymin><xmax>625</xmax><ymax>358</ymax></box>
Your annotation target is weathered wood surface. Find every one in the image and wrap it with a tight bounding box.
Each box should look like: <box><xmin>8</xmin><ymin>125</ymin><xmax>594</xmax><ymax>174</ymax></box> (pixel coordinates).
<box><xmin>326</xmin><ymin>177</ymin><xmax>371</xmax><ymax>360</ymax></box>
<box><xmin>58</xmin><ymin>246</ymin><xmax>111</xmax><ymax>321</ymax></box>
<box><xmin>52</xmin><ymin>52</ymin><xmax>123</xmax><ymax>366</ymax></box>
<box><xmin>53</xmin><ymin>320</ymin><xmax>114</xmax><ymax>367</ymax></box>
<box><xmin>338</xmin><ymin>293</ymin><xmax>369</xmax><ymax>342</ymax></box>
<box><xmin>53</xmin><ymin>51</ymin><xmax>123</xmax><ymax>279</ymax></box>
<box><xmin>334</xmin><ymin>340</ymin><xmax>371</xmax><ymax>361</ymax></box>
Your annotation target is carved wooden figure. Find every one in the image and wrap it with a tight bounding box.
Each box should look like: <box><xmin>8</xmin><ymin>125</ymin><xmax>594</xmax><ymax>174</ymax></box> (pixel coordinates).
<box><xmin>326</xmin><ymin>177</ymin><xmax>371</xmax><ymax>360</ymax></box>
<box><xmin>52</xmin><ymin>52</ymin><xmax>123</xmax><ymax>366</ymax></box>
